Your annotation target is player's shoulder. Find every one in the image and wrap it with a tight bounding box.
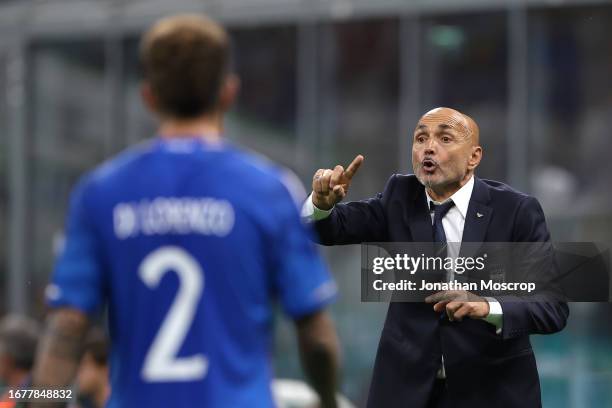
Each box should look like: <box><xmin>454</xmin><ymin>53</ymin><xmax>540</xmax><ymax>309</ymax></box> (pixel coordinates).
<box><xmin>73</xmin><ymin>139</ymin><xmax>306</xmax><ymax>208</ymax></box>
<box><xmin>222</xmin><ymin>144</ymin><xmax>307</xmax><ymax>207</ymax></box>
<box><xmin>86</xmin><ymin>140</ymin><xmax>153</xmax><ymax>183</ymax></box>
<box><xmin>71</xmin><ymin>140</ymin><xmax>155</xmax><ymax>199</ymax></box>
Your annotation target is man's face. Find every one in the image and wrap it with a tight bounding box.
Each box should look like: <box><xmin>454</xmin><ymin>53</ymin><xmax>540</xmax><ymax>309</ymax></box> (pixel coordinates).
<box><xmin>412</xmin><ymin>108</ymin><xmax>478</xmax><ymax>191</ymax></box>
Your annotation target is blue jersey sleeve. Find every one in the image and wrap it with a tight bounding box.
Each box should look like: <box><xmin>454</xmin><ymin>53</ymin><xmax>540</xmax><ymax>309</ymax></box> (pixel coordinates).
<box><xmin>271</xmin><ymin>176</ymin><xmax>337</xmax><ymax>319</ymax></box>
<box><xmin>46</xmin><ymin>178</ymin><xmax>106</xmax><ymax>315</ymax></box>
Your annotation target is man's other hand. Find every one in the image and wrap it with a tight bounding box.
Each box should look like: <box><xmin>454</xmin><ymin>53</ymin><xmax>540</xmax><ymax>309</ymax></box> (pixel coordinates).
<box><xmin>311</xmin><ymin>155</ymin><xmax>364</xmax><ymax>211</ymax></box>
<box><xmin>425</xmin><ymin>290</ymin><xmax>490</xmax><ymax>321</ymax></box>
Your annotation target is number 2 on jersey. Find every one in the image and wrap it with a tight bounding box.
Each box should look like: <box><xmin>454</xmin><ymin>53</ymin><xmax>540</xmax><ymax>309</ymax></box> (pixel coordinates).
<box><xmin>139</xmin><ymin>246</ymin><xmax>208</xmax><ymax>382</ymax></box>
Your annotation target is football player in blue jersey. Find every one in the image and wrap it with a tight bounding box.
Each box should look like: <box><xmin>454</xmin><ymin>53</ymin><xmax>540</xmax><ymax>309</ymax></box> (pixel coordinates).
<box><xmin>31</xmin><ymin>14</ymin><xmax>340</xmax><ymax>408</ymax></box>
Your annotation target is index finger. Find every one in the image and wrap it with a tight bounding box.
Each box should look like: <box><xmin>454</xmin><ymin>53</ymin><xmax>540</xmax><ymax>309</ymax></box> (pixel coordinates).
<box><xmin>344</xmin><ymin>155</ymin><xmax>364</xmax><ymax>179</ymax></box>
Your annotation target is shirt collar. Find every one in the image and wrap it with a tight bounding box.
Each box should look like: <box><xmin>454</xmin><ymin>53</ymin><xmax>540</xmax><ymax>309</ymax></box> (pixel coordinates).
<box><xmin>425</xmin><ymin>175</ymin><xmax>475</xmax><ymax>219</ymax></box>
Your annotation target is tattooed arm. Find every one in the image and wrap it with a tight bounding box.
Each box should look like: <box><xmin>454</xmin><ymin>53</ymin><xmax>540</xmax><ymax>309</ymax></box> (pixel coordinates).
<box><xmin>29</xmin><ymin>308</ymin><xmax>89</xmax><ymax>408</ymax></box>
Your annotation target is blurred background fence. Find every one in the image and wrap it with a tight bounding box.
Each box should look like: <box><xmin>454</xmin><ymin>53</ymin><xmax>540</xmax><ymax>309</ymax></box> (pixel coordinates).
<box><xmin>1</xmin><ymin>0</ymin><xmax>612</xmax><ymax>406</ymax></box>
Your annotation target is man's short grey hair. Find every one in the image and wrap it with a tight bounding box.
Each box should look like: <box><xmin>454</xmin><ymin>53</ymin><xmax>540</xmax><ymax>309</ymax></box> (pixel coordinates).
<box><xmin>0</xmin><ymin>315</ymin><xmax>40</xmax><ymax>370</ymax></box>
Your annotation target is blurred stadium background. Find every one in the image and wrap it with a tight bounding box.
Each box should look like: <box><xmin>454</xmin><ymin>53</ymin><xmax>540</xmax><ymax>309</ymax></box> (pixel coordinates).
<box><xmin>1</xmin><ymin>0</ymin><xmax>612</xmax><ymax>406</ymax></box>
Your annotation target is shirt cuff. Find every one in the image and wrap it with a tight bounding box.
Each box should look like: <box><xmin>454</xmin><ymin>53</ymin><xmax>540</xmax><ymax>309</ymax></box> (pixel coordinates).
<box><xmin>482</xmin><ymin>297</ymin><xmax>503</xmax><ymax>335</ymax></box>
<box><xmin>301</xmin><ymin>193</ymin><xmax>333</xmax><ymax>222</ymax></box>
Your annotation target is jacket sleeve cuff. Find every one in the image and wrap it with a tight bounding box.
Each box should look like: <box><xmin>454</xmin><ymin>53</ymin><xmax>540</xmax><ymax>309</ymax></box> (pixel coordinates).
<box><xmin>301</xmin><ymin>192</ymin><xmax>333</xmax><ymax>222</ymax></box>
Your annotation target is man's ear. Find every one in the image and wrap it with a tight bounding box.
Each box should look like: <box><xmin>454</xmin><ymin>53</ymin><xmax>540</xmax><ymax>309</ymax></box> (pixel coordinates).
<box><xmin>218</xmin><ymin>74</ymin><xmax>240</xmax><ymax>112</ymax></box>
<box><xmin>468</xmin><ymin>145</ymin><xmax>483</xmax><ymax>170</ymax></box>
<box><xmin>140</xmin><ymin>82</ymin><xmax>158</xmax><ymax>114</ymax></box>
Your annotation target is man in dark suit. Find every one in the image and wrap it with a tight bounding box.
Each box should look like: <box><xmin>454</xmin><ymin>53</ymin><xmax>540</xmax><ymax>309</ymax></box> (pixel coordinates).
<box><xmin>302</xmin><ymin>107</ymin><xmax>569</xmax><ymax>407</ymax></box>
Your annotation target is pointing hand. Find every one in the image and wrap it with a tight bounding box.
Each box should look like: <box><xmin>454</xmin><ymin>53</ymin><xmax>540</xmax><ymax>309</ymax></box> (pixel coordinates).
<box><xmin>311</xmin><ymin>155</ymin><xmax>364</xmax><ymax>210</ymax></box>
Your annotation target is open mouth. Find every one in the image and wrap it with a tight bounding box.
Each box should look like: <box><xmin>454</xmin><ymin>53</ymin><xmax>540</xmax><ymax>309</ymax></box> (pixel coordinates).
<box><xmin>422</xmin><ymin>158</ymin><xmax>437</xmax><ymax>172</ymax></box>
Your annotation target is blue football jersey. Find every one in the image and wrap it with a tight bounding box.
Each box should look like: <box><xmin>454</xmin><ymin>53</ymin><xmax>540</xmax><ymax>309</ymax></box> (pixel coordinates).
<box><xmin>47</xmin><ymin>137</ymin><xmax>337</xmax><ymax>408</ymax></box>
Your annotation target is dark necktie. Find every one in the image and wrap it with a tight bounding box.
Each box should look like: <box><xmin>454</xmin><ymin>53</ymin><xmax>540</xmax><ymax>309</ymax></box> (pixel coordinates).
<box><xmin>430</xmin><ymin>200</ymin><xmax>455</xmax><ymax>258</ymax></box>
<box><xmin>430</xmin><ymin>200</ymin><xmax>456</xmax><ymax>327</ymax></box>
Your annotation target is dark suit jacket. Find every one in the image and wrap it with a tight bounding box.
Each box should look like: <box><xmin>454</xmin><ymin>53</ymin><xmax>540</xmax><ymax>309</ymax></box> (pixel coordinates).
<box><xmin>313</xmin><ymin>175</ymin><xmax>569</xmax><ymax>408</ymax></box>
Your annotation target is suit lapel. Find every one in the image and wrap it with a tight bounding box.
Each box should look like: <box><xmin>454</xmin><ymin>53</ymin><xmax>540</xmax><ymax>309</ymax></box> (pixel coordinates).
<box><xmin>460</xmin><ymin>177</ymin><xmax>493</xmax><ymax>257</ymax></box>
